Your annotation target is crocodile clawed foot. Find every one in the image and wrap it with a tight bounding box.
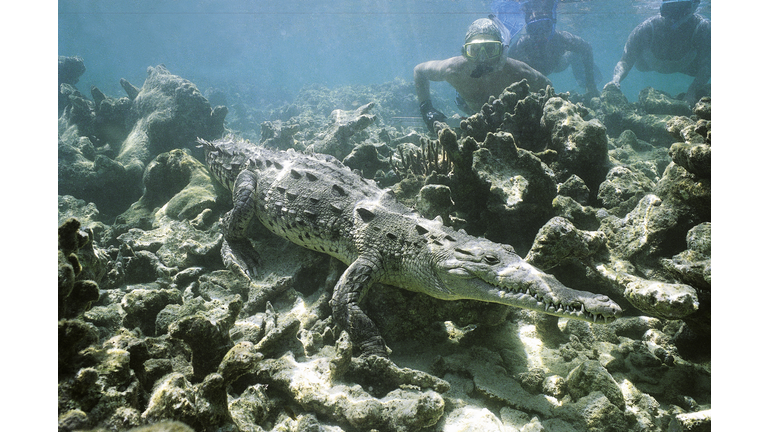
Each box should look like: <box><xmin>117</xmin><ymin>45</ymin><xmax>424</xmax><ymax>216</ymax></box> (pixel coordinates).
<box><xmin>221</xmin><ymin>238</ymin><xmax>260</xmax><ymax>278</ymax></box>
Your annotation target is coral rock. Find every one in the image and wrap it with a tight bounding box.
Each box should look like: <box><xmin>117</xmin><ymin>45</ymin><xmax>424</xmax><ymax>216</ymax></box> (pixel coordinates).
<box><xmin>542</xmin><ymin>96</ymin><xmax>610</xmax><ymax>196</ymax></box>
<box><xmin>310</xmin><ymin>102</ymin><xmax>376</xmax><ymax>159</ymax></box>
<box><xmin>256</xmin><ymin>352</ymin><xmax>444</xmax><ymax>431</ymax></box>
<box><xmin>669</xmin><ymin>142</ymin><xmax>711</xmax><ymax>178</ymax></box>
<box><xmin>525</xmin><ymin>216</ymin><xmax>606</xmax><ymax>271</ymax></box>
<box><xmin>565</xmin><ymin>360</ymin><xmax>625</xmax><ymax>409</ymax></box>
<box><xmin>597</xmin><ymin>165</ymin><xmax>656</xmax><ymax>216</ymax></box>
<box><xmin>121</xmin><ymin>288</ymin><xmax>183</xmax><ymax>336</ymax></box>
<box><xmin>168</xmin><ymin>298</ymin><xmax>242</xmax><ymax>381</ymax></box>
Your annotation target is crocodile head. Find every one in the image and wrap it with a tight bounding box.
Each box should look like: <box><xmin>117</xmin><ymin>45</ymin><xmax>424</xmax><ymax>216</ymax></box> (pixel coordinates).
<box><xmin>429</xmin><ymin>232</ymin><xmax>622</xmax><ymax>324</ymax></box>
<box><xmin>198</xmin><ymin>137</ymin><xmax>256</xmax><ymax>190</ymax></box>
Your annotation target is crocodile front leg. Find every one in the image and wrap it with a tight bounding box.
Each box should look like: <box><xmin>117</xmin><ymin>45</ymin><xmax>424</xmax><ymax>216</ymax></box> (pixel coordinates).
<box><xmin>221</xmin><ymin>170</ymin><xmax>261</xmax><ymax>278</ymax></box>
<box><xmin>330</xmin><ymin>257</ymin><xmax>388</xmax><ymax>358</ymax></box>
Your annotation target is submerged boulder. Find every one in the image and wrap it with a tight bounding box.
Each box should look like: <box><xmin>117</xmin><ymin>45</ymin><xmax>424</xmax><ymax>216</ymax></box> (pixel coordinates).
<box><xmin>58</xmin><ymin>62</ymin><xmax>227</xmax><ymax>217</ymax></box>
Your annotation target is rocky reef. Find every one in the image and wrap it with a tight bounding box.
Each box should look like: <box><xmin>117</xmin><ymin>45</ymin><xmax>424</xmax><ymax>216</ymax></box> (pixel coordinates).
<box><xmin>59</xmin><ymin>58</ymin><xmax>227</xmax><ymax>218</ymax></box>
<box><xmin>58</xmin><ymin>57</ymin><xmax>710</xmax><ymax>431</ymax></box>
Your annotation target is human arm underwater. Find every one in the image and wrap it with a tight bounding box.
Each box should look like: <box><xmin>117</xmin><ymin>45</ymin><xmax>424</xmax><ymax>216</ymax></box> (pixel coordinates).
<box><xmin>414</xmin><ymin>59</ymin><xmax>450</xmax><ymax>132</ymax></box>
<box><xmin>564</xmin><ymin>32</ymin><xmax>598</xmax><ymax>95</ymax></box>
<box><xmin>685</xmin><ymin>18</ymin><xmax>711</xmax><ymax>104</ymax></box>
<box><xmin>607</xmin><ymin>20</ymin><xmax>651</xmax><ymax>89</ymax></box>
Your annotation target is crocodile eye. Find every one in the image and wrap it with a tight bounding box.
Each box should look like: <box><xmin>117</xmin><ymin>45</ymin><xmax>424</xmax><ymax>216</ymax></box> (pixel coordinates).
<box><xmin>483</xmin><ymin>255</ymin><xmax>500</xmax><ymax>265</ymax></box>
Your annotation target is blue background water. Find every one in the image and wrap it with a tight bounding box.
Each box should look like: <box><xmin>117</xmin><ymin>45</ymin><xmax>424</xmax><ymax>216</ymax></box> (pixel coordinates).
<box><xmin>59</xmin><ymin>0</ymin><xmax>711</xmax><ymax>106</ymax></box>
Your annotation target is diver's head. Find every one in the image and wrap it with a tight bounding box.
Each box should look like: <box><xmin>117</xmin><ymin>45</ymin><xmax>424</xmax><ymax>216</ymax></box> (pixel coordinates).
<box><xmin>525</xmin><ymin>11</ymin><xmax>555</xmax><ymax>40</ymax></box>
<box><xmin>660</xmin><ymin>0</ymin><xmax>700</xmax><ymax>27</ymax></box>
<box><xmin>522</xmin><ymin>0</ymin><xmax>557</xmax><ymax>40</ymax></box>
<box><xmin>463</xmin><ymin>18</ymin><xmax>506</xmax><ymax>65</ymax></box>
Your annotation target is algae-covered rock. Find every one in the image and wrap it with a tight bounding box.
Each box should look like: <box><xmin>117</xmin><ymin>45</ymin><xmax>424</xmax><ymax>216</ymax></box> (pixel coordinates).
<box><xmin>59</xmin><ymin>218</ymin><xmax>105</xmax><ymax>319</ymax></box>
<box><xmin>692</xmin><ymin>97</ymin><xmax>711</xmax><ymax>121</ymax></box>
<box><xmin>600</xmin><ymin>194</ymin><xmax>683</xmax><ymax>264</ymax></box>
<box><xmin>566</xmin><ymin>360</ymin><xmax>624</xmax><ymax>409</ymax></box>
<box><xmin>597</xmin><ymin>165</ymin><xmax>656</xmax><ymax>216</ymax></box>
<box><xmin>121</xmin><ymin>288</ymin><xmax>183</xmax><ymax>336</ymax></box>
<box><xmin>116</xmin><ymin>221</ymin><xmax>222</xmax><ymax>274</ymax></box>
<box><xmin>344</xmin><ymin>355</ymin><xmax>450</xmax><ymax>397</ymax></box>
<box><xmin>59</xmin><ymin>55</ymin><xmax>86</xmax><ymax>86</ymax></box>
<box><xmin>255</xmin><ymin>352</ymin><xmax>445</xmax><ymax>432</ymax></box>
<box><xmin>59</xmin><ymin>319</ymin><xmax>100</xmax><ymax>374</ymax></box>
<box><xmin>58</xmin><ymin>409</ymin><xmax>89</xmax><ymax>432</ymax></box>
<box><xmin>141</xmin><ymin>149</ymin><xmax>224</xmax><ymax>221</ymax></box>
<box><xmin>542</xmin><ymin>96</ymin><xmax>610</xmax><ymax>197</ymax></box>
<box><xmin>228</xmin><ymin>384</ymin><xmax>274</xmax><ymax>431</ymax></box>
<box><xmin>662</xmin><ymin>222</ymin><xmax>711</xmax><ymax>291</ymax></box>
<box><xmin>525</xmin><ymin>217</ymin><xmax>606</xmax><ymax>271</ymax></box>
<box><xmin>596</xmin><ymin>260</ymin><xmax>699</xmax><ymax>320</ymax></box>
<box><xmin>124</xmin><ymin>421</ymin><xmax>196</xmax><ymax>432</ymax></box>
<box><xmin>433</xmin><ymin>346</ymin><xmax>556</xmax><ymax>418</ymax></box>
<box><xmin>668</xmin><ymin>409</ymin><xmax>712</xmax><ymax>432</ymax></box>
<box><xmin>342</xmin><ymin>142</ymin><xmax>391</xmax><ymax>179</ymax></box>
<box><xmin>58</xmin><ymin>130</ymin><xmax>142</xmax><ymax>217</ymax></box>
<box><xmin>118</xmin><ymin>65</ymin><xmax>226</xmax><ymax>173</ymax></box>
<box><xmin>259</xmin><ymin>119</ymin><xmax>300</xmax><ymax>150</ymax></box>
<box><xmin>59</xmin><ymin>62</ymin><xmax>227</xmax><ymax>218</ymax></box>
<box><xmin>217</xmin><ymin>341</ymin><xmax>264</xmax><ymax>384</ymax></box>
<box><xmin>308</xmin><ymin>102</ymin><xmax>376</xmax><ymax>159</ymax></box>
<box><xmin>666</xmin><ymin>116</ymin><xmax>707</xmax><ymax>145</ymax></box>
<box><xmin>460</xmin><ymin>80</ymin><xmax>551</xmax><ymax>151</ymax></box>
<box><xmin>168</xmin><ymin>297</ymin><xmax>242</xmax><ymax>381</ymax></box>
<box><xmin>441</xmin><ymin>407</ymin><xmax>506</xmax><ymax>432</ymax></box>
<box><xmin>597</xmin><ymin>84</ymin><xmax>675</xmax><ymax>146</ymax></box>
<box><xmin>557</xmin><ymin>174</ymin><xmax>591</xmax><ymax>205</ymax></box>
<box><xmin>624</xmin><ymin>279</ymin><xmax>699</xmax><ymax>320</ymax></box>
<box><xmin>58</xmin><ymin>196</ymin><xmax>108</xmax><ymax>243</ymax></box>
<box><xmin>638</xmin><ymin>87</ymin><xmax>692</xmax><ymax>117</ymax></box>
<box><xmin>471</xmin><ymin>131</ymin><xmax>558</xmax><ymax>250</ymax></box>
<box><xmin>416</xmin><ymin>184</ymin><xmax>454</xmax><ymax>222</ymax></box>
<box><xmin>669</xmin><ymin>142</ymin><xmax>711</xmax><ymax>178</ymax></box>
<box><xmin>142</xmin><ymin>373</ymin><xmax>198</xmax><ymax>426</ymax></box>
<box><xmin>551</xmin><ymin>195</ymin><xmax>603</xmax><ymax>231</ymax></box>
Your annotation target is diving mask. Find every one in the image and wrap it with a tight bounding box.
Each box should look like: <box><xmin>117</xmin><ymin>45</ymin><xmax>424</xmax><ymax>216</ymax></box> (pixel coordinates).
<box><xmin>660</xmin><ymin>0</ymin><xmax>695</xmax><ymax>22</ymax></box>
<box><xmin>526</xmin><ymin>17</ymin><xmax>554</xmax><ymax>36</ymax></box>
<box><xmin>463</xmin><ymin>40</ymin><xmax>503</xmax><ymax>60</ymax></box>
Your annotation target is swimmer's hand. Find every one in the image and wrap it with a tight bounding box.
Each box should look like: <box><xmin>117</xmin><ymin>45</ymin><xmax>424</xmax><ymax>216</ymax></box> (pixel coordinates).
<box><xmin>420</xmin><ymin>100</ymin><xmax>447</xmax><ymax>133</ymax></box>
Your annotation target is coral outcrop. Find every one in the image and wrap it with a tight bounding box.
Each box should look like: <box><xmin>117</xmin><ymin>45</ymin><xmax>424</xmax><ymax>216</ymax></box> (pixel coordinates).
<box><xmin>58</xmin><ymin>59</ymin><xmax>227</xmax><ymax>217</ymax></box>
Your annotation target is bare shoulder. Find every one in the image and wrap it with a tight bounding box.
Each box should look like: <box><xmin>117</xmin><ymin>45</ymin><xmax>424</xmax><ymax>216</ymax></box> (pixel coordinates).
<box><xmin>503</xmin><ymin>57</ymin><xmax>537</xmax><ymax>73</ymax></box>
<box><xmin>415</xmin><ymin>56</ymin><xmax>466</xmax><ymax>79</ymax></box>
<box><xmin>502</xmin><ymin>58</ymin><xmax>551</xmax><ymax>89</ymax></box>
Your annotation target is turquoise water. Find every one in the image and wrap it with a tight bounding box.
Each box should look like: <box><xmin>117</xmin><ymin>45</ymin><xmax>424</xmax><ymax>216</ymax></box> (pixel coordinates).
<box><xmin>59</xmin><ymin>0</ymin><xmax>711</xmax><ymax>106</ymax></box>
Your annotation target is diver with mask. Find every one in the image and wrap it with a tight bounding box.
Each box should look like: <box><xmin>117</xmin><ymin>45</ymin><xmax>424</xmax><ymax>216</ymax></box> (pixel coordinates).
<box><xmin>606</xmin><ymin>0</ymin><xmax>710</xmax><ymax>104</ymax></box>
<box><xmin>414</xmin><ymin>17</ymin><xmax>551</xmax><ymax>133</ymax></box>
<box><xmin>508</xmin><ymin>0</ymin><xmax>600</xmax><ymax>96</ymax></box>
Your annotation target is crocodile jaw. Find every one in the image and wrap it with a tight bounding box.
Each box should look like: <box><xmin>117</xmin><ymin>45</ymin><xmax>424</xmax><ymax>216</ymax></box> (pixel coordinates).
<box><xmin>435</xmin><ymin>241</ymin><xmax>622</xmax><ymax>324</ymax></box>
<box><xmin>493</xmin><ymin>267</ymin><xmax>622</xmax><ymax>323</ymax></box>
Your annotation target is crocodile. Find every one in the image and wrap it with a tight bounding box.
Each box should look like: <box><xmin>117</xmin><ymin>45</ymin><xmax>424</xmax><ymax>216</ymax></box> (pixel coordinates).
<box><xmin>199</xmin><ymin>136</ymin><xmax>622</xmax><ymax>358</ymax></box>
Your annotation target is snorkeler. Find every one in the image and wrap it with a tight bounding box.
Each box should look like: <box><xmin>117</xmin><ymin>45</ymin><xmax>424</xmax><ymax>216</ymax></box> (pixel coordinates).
<box><xmin>508</xmin><ymin>0</ymin><xmax>599</xmax><ymax>96</ymax></box>
<box><xmin>606</xmin><ymin>0</ymin><xmax>710</xmax><ymax>104</ymax></box>
<box><xmin>413</xmin><ymin>17</ymin><xmax>551</xmax><ymax>132</ymax></box>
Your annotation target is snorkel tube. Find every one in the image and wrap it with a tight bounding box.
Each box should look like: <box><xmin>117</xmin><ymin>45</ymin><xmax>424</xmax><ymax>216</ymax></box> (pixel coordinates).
<box><xmin>490</xmin><ymin>0</ymin><xmax>525</xmax><ymax>41</ymax></box>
